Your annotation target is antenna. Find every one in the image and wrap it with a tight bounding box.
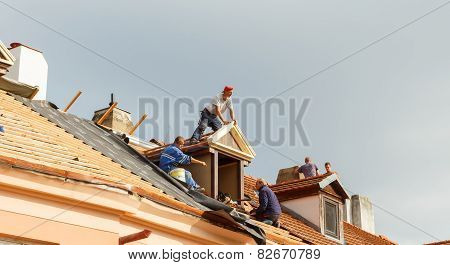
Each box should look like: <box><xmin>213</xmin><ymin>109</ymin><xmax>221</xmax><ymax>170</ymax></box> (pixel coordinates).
<box><xmin>109</xmin><ymin>93</ymin><xmax>115</xmax><ymax>106</ymax></box>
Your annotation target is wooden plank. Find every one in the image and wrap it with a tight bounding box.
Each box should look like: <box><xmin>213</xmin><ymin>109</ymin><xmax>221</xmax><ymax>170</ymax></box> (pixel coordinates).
<box><xmin>128</xmin><ymin>114</ymin><xmax>147</xmax><ymax>135</ymax></box>
<box><xmin>238</xmin><ymin>160</ymin><xmax>244</xmax><ymax>201</ymax></box>
<box><xmin>97</xmin><ymin>102</ymin><xmax>117</xmax><ymax>125</ymax></box>
<box><xmin>211</xmin><ymin>151</ymin><xmax>218</xmax><ymax>199</ymax></box>
<box><xmin>63</xmin><ymin>90</ymin><xmax>82</xmax><ymax>112</ymax></box>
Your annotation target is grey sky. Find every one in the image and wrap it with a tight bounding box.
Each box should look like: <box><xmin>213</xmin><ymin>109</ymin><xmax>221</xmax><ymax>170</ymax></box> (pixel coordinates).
<box><xmin>2</xmin><ymin>0</ymin><xmax>449</xmax><ymax>244</ymax></box>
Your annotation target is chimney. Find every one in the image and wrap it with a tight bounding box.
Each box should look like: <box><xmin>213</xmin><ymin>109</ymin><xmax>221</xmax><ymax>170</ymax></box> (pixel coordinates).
<box><xmin>276</xmin><ymin>166</ymin><xmax>305</xmax><ymax>184</ymax></box>
<box><xmin>343</xmin><ymin>199</ymin><xmax>352</xmax><ymax>223</ymax></box>
<box><xmin>92</xmin><ymin>93</ymin><xmax>134</xmax><ymax>134</ymax></box>
<box><xmin>351</xmin><ymin>195</ymin><xmax>375</xmax><ymax>234</ymax></box>
<box><xmin>5</xmin><ymin>43</ymin><xmax>48</xmax><ymax>100</ymax></box>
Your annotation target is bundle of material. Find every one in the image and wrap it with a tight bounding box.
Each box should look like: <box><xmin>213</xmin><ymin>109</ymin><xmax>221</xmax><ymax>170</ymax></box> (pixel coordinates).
<box><xmin>217</xmin><ymin>192</ymin><xmax>254</xmax><ymax>214</ymax></box>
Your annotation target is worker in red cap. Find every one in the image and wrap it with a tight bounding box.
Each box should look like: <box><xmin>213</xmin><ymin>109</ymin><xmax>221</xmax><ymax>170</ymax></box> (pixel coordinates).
<box><xmin>190</xmin><ymin>86</ymin><xmax>237</xmax><ymax>144</ymax></box>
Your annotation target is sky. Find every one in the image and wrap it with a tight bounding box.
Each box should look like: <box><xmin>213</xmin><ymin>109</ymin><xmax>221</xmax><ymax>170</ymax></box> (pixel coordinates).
<box><xmin>2</xmin><ymin>0</ymin><xmax>450</xmax><ymax>244</ymax></box>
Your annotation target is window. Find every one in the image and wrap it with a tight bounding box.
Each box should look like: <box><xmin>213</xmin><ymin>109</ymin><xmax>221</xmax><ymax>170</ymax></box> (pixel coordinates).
<box><xmin>324</xmin><ymin>200</ymin><xmax>339</xmax><ymax>239</ymax></box>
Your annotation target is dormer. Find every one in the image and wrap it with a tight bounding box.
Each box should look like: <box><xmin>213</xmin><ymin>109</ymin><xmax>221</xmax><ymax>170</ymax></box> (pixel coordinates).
<box><xmin>270</xmin><ymin>174</ymin><xmax>350</xmax><ymax>243</ymax></box>
<box><xmin>145</xmin><ymin>123</ymin><xmax>256</xmax><ymax>200</ymax></box>
<box><xmin>0</xmin><ymin>40</ymin><xmax>15</xmax><ymax>76</ymax></box>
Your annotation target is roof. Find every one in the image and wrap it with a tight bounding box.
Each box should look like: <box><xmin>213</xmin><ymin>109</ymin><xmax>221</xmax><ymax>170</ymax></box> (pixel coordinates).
<box><xmin>0</xmin><ymin>90</ymin><xmax>303</xmax><ymax>245</ymax></box>
<box><xmin>244</xmin><ymin>175</ymin><xmax>339</xmax><ymax>245</ymax></box>
<box><xmin>10</xmin><ymin>94</ymin><xmax>206</xmax><ymax>210</ymax></box>
<box><xmin>0</xmin><ymin>89</ymin><xmax>200</xmax><ymax>208</ymax></box>
<box><xmin>269</xmin><ymin>174</ymin><xmax>350</xmax><ymax>201</ymax></box>
<box><xmin>344</xmin><ymin>222</ymin><xmax>396</xmax><ymax>245</ymax></box>
<box><xmin>425</xmin><ymin>240</ymin><xmax>450</xmax><ymax>245</ymax></box>
<box><xmin>245</xmin><ymin>175</ymin><xmax>396</xmax><ymax>245</ymax></box>
<box><xmin>145</xmin><ymin>123</ymin><xmax>256</xmax><ymax>162</ymax></box>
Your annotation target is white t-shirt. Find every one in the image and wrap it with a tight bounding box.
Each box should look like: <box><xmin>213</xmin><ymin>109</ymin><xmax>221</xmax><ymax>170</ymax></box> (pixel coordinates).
<box><xmin>205</xmin><ymin>93</ymin><xmax>234</xmax><ymax>114</ymax></box>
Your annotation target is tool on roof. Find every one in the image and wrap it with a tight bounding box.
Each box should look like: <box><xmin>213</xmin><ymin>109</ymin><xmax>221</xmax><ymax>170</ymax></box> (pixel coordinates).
<box><xmin>63</xmin><ymin>90</ymin><xmax>82</xmax><ymax>113</ymax></box>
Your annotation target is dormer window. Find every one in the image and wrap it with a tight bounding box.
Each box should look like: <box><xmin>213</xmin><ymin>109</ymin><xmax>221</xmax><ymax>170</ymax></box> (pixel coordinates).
<box><xmin>270</xmin><ymin>173</ymin><xmax>349</xmax><ymax>243</ymax></box>
<box><xmin>324</xmin><ymin>199</ymin><xmax>340</xmax><ymax>239</ymax></box>
<box><xmin>145</xmin><ymin>123</ymin><xmax>256</xmax><ymax>200</ymax></box>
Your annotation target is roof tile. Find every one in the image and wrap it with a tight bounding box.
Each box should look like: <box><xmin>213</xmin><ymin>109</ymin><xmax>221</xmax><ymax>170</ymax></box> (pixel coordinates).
<box><xmin>344</xmin><ymin>222</ymin><xmax>396</xmax><ymax>245</ymax></box>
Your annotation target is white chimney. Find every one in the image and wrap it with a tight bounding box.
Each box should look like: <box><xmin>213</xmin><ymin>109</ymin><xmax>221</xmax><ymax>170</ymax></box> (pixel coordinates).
<box><xmin>351</xmin><ymin>195</ymin><xmax>375</xmax><ymax>234</ymax></box>
<box><xmin>5</xmin><ymin>43</ymin><xmax>48</xmax><ymax>100</ymax></box>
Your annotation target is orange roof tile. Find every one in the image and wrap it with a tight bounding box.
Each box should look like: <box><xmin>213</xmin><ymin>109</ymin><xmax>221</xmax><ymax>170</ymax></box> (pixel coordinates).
<box><xmin>344</xmin><ymin>222</ymin><xmax>396</xmax><ymax>245</ymax></box>
<box><xmin>245</xmin><ymin>175</ymin><xmax>396</xmax><ymax>245</ymax></box>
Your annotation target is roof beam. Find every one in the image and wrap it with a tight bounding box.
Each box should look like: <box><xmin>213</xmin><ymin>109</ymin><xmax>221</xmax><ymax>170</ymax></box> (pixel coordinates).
<box><xmin>128</xmin><ymin>114</ymin><xmax>147</xmax><ymax>135</ymax></box>
<box><xmin>119</xmin><ymin>230</ymin><xmax>152</xmax><ymax>245</ymax></box>
<box><xmin>63</xmin><ymin>90</ymin><xmax>82</xmax><ymax>113</ymax></box>
<box><xmin>97</xmin><ymin>102</ymin><xmax>117</xmax><ymax>125</ymax></box>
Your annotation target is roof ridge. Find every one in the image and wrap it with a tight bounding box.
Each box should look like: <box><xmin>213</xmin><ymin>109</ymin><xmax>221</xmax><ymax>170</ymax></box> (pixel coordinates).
<box><xmin>270</xmin><ymin>175</ymin><xmax>326</xmax><ymax>187</ymax></box>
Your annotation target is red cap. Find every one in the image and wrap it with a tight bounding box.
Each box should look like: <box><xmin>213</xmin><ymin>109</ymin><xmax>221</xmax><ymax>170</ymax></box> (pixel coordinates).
<box><xmin>224</xmin><ymin>86</ymin><xmax>234</xmax><ymax>92</ymax></box>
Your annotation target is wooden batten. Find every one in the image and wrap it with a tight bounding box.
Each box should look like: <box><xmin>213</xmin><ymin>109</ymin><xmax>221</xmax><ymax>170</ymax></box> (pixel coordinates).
<box><xmin>63</xmin><ymin>91</ymin><xmax>82</xmax><ymax>112</ymax></box>
<box><xmin>128</xmin><ymin>114</ymin><xmax>148</xmax><ymax>135</ymax></box>
<box><xmin>97</xmin><ymin>102</ymin><xmax>118</xmax><ymax>125</ymax></box>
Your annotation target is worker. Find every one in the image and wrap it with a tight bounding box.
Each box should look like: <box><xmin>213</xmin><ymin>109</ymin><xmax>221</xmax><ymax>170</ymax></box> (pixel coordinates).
<box><xmin>190</xmin><ymin>86</ymin><xmax>237</xmax><ymax>144</ymax></box>
<box><xmin>322</xmin><ymin>162</ymin><xmax>337</xmax><ymax>177</ymax></box>
<box><xmin>295</xmin><ymin>156</ymin><xmax>319</xmax><ymax>178</ymax></box>
<box><xmin>159</xmin><ymin>136</ymin><xmax>206</xmax><ymax>191</ymax></box>
<box><xmin>251</xmin><ymin>178</ymin><xmax>282</xmax><ymax>227</ymax></box>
